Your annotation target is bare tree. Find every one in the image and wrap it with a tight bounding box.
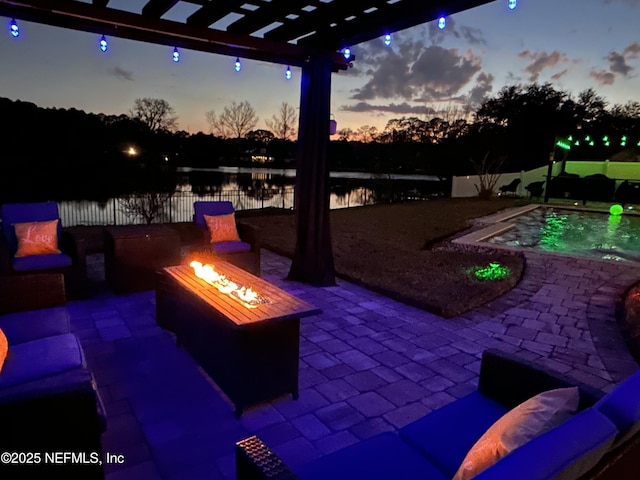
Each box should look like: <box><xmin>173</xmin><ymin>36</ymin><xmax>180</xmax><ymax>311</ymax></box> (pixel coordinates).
<box><xmin>471</xmin><ymin>151</ymin><xmax>504</xmax><ymax>200</ymax></box>
<box><xmin>265</xmin><ymin>101</ymin><xmax>298</xmax><ymax>140</ymax></box>
<box><xmin>205</xmin><ymin>100</ymin><xmax>258</xmax><ymax>138</ymax></box>
<box><xmin>119</xmin><ymin>192</ymin><xmax>173</xmax><ymax>224</ymax></box>
<box><xmin>354</xmin><ymin>125</ymin><xmax>378</xmax><ymax>143</ymax></box>
<box><xmin>129</xmin><ymin>98</ymin><xmax>178</xmax><ymax>132</ymax></box>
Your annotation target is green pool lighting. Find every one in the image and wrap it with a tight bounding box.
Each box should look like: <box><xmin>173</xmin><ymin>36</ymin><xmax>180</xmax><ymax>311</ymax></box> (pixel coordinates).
<box><xmin>610</xmin><ymin>204</ymin><xmax>623</xmax><ymax>216</ymax></box>
<box><xmin>469</xmin><ymin>262</ymin><xmax>511</xmax><ymax>281</ymax></box>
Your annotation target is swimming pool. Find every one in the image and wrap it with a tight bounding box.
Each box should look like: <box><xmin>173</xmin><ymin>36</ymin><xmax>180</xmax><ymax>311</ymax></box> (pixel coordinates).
<box><xmin>482</xmin><ymin>207</ymin><xmax>640</xmax><ymax>262</ymax></box>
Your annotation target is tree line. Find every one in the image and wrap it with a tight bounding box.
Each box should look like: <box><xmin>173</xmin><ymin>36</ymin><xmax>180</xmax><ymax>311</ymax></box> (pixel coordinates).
<box><xmin>1</xmin><ymin>82</ymin><xmax>638</xmax><ymax>203</ymax></box>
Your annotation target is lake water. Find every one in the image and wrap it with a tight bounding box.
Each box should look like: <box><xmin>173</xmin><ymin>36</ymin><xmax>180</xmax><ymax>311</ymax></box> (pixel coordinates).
<box><xmin>58</xmin><ymin>167</ymin><xmax>447</xmax><ymax>226</ymax></box>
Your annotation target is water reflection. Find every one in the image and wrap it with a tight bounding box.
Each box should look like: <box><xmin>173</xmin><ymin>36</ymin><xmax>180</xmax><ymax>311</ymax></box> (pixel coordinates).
<box><xmin>58</xmin><ymin>167</ymin><xmax>448</xmax><ymax>226</ymax></box>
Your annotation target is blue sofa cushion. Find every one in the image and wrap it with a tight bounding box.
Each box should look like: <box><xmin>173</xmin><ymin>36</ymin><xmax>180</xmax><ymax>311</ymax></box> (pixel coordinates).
<box><xmin>11</xmin><ymin>252</ymin><xmax>73</xmax><ymax>272</ymax></box>
<box><xmin>473</xmin><ymin>409</ymin><xmax>617</xmax><ymax>480</ymax></box>
<box><xmin>297</xmin><ymin>432</ymin><xmax>449</xmax><ymax>480</ymax></box>
<box><xmin>0</xmin><ymin>333</ymin><xmax>85</xmax><ymax>388</ymax></box>
<box><xmin>399</xmin><ymin>391</ymin><xmax>509</xmax><ymax>477</ymax></box>
<box><xmin>0</xmin><ymin>306</ymin><xmax>70</xmax><ymax>344</ymax></box>
<box><xmin>212</xmin><ymin>240</ymin><xmax>252</xmax><ymax>254</ymax></box>
<box><xmin>595</xmin><ymin>369</ymin><xmax>640</xmax><ymax>446</ymax></box>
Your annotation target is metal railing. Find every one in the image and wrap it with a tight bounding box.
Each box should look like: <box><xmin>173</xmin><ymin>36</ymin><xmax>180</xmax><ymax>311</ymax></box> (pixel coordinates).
<box><xmin>58</xmin><ymin>188</ymin><xmax>296</xmax><ymax>227</ymax></box>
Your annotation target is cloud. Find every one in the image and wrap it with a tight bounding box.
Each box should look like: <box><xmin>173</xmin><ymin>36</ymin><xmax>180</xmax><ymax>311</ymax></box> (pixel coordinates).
<box><xmin>341</xmin><ymin>102</ymin><xmax>436</xmax><ymax>115</ymax></box>
<box><xmin>601</xmin><ymin>0</ymin><xmax>640</xmax><ymax>6</ymax></box>
<box><xmin>467</xmin><ymin>72</ymin><xmax>494</xmax><ymax>106</ymax></box>
<box><xmin>518</xmin><ymin>50</ymin><xmax>570</xmax><ymax>82</ymax></box>
<box><xmin>427</xmin><ymin>17</ymin><xmax>487</xmax><ymax>46</ymax></box>
<box><xmin>551</xmin><ymin>69</ymin><xmax>569</xmax><ymax>81</ymax></box>
<box><xmin>590</xmin><ymin>69</ymin><xmax>616</xmax><ymax>85</ymax></box>
<box><xmin>590</xmin><ymin>41</ymin><xmax>640</xmax><ymax>85</ymax></box>
<box><xmin>110</xmin><ymin>67</ymin><xmax>134</xmax><ymax>81</ymax></box>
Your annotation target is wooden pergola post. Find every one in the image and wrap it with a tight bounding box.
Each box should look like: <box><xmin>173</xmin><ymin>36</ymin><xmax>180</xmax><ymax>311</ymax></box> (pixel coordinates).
<box><xmin>287</xmin><ymin>54</ymin><xmax>336</xmax><ymax>286</ymax></box>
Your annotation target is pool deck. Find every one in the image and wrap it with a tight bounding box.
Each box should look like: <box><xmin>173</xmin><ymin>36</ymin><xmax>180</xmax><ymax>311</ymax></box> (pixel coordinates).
<box><xmin>60</xmin><ymin>235</ymin><xmax>640</xmax><ymax>479</ymax></box>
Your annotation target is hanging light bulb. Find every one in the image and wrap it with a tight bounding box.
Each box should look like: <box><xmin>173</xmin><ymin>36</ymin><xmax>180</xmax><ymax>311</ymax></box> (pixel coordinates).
<box><xmin>438</xmin><ymin>16</ymin><xmax>446</xmax><ymax>30</ymax></box>
<box><xmin>99</xmin><ymin>35</ymin><xmax>108</xmax><ymax>52</ymax></box>
<box><xmin>508</xmin><ymin>0</ymin><xmax>517</xmax><ymax>10</ymax></box>
<box><xmin>343</xmin><ymin>47</ymin><xmax>351</xmax><ymax>59</ymax></box>
<box><xmin>172</xmin><ymin>47</ymin><xmax>180</xmax><ymax>63</ymax></box>
<box><xmin>285</xmin><ymin>65</ymin><xmax>292</xmax><ymax>80</ymax></box>
<box><xmin>9</xmin><ymin>18</ymin><xmax>19</xmax><ymax>38</ymax></box>
<box><xmin>234</xmin><ymin>57</ymin><xmax>241</xmax><ymax>72</ymax></box>
<box><xmin>383</xmin><ymin>34</ymin><xmax>391</xmax><ymax>46</ymax></box>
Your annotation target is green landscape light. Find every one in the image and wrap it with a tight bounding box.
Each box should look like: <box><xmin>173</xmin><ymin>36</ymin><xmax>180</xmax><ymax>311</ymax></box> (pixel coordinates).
<box><xmin>469</xmin><ymin>262</ymin><xmax>511</xmax><ymax>281</ymax></box>
<box><xmin>555</xmin><ymin>139</ymin><xmax>571</xmax><ymax>151</ymax></box>
<box><xmin>589</xmin><ymin>141</ymin><xmax>595</xmax><ymax>146</ymax></box>
<box><xmin>574</xmin><ymin>140</ymin><xmax>580</xmax><ymax>146</ymax></box>
<box><xmin>585</xmin><ymin>135</ymin><xmax>591</xmax><ymax>142</ymax></box>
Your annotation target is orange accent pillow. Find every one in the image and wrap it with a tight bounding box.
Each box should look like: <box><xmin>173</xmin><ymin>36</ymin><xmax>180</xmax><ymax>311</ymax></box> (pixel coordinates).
<box><xmin>0</xmin><ymin>328</ymin><xmax>8</xmax><ymax>373</ymax></box>
<box><xmin>13</xmin><ymin>219</ymin><xmax>62</xmax><ymax>257</ymax></box>
<box><xmin>204</xmin><ymin>213</ymin><xmax>241</xmax><ymax>243</ymax></box>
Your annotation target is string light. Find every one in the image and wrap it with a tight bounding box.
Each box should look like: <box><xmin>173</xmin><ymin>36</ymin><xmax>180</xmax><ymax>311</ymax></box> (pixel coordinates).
<box><xmin>9</xmin><ymin>18</ymin><xmax>19</xmax><ymax>38</ymax></box>
<box><xmin>234</xmin><ymin>57</ymin><xmax>241</xmax><ymax>72</ymax></box>
<box><xmin>383</xmin><ymin>34</ymin><xmax>391</xmax><ymax>46</ymax></box>
<box><xmin>172</xmin><ymin>47</ymin><xmax>180</xmax><ymax>63</ymax></box>
<box><xmin>99</xmin><ymin>35</ymin><xmax>108</xmax><ymax>52</ymax></box>
<box><xmin>438</xmin><ymin>16</ymin><xmax>446</xmax><ymax>30</ymax></box>
<box><xmin>343</xmin><ymin>47</ymin><xmax>351</xmax><ymax>59</ymax></box>
<box><xmin>285</xmin><ymin>65</ymin><xmax>292</xmax><ymax>80</ymax></box>
<box><xmin>508</xmin><ymin>0</ymin><xmax>517</xmax><ymax>10</ymax></box>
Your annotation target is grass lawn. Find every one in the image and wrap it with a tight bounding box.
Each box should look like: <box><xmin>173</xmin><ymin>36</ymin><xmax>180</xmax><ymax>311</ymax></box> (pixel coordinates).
<box><xmin>241</xmin><ymin>198</ymin><xmax>527</xmax><ymax>318</ymax></box>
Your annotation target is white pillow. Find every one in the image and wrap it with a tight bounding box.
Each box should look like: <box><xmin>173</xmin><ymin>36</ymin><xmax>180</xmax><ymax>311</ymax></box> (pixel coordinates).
<box><xmin>453</xmin><ymin>387</ymin><xmax>580</xmax><ymax>480</ymax></box>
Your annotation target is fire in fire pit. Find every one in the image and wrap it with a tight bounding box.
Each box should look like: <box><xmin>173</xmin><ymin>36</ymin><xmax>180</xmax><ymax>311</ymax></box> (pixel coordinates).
<box><xmin>189</xmin><ymin>261</ymin><xmax>270</xmax><ymax>308</ymax></box>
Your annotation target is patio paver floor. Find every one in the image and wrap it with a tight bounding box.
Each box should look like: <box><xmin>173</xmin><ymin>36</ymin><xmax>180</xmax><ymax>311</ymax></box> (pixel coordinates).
<box><xmin>67</xmin><ymin>247</ymin><xmax>640</xmax><ymax>479</ymax></box>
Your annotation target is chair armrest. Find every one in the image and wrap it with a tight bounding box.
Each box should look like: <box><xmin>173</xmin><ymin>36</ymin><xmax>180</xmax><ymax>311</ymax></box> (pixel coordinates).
<box><xmin>237</xmin><ymin>222</ymin><xmax>261</xmax><ymax>251</ymax></box>
<box><xmin>236</xmin><ymin>435</ymin><xmax>298</xmax><ymax>480</ymax></box>
<box><xmin>478</xmin><ymin>349</ymin><xmax>604</xmax><ymax>410</ymax></box>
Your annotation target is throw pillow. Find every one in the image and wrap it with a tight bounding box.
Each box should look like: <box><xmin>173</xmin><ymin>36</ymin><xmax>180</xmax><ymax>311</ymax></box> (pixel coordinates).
<box><xmin>204</xmin><ymin>213</ymin><xmax>241</xmax><ymax>243</ymax></box>
<box><xmin>453</xmin><ymin>387</ymin><xmax>580</xmax><ymax>480</ymax></box>
<box><xmin>0</xmin><ymin>328</ymin><xmax>8</xmax><ymax>373</ymax></box>
<box><xmin>13</xmin><ymin>219</ymin><xmax>62</xmax><ymax>257</ymax></box>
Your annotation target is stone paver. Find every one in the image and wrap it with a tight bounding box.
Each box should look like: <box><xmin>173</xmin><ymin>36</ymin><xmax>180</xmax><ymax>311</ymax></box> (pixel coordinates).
<box><xmin>63</xmin><ymin>244</ymin><xmax>640</xmax><ymax>479</ymax></box>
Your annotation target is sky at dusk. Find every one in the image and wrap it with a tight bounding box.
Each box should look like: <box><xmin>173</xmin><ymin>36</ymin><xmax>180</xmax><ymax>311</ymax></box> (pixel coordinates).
<box><xmin>1</xmin><ymin>0</ymin><xmax>639</xmax><ymax>135</ymax></box>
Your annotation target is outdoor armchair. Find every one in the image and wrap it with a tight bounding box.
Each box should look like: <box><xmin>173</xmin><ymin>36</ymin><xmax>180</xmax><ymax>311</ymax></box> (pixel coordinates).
<box><xmin>0</xmin><ymin>202</ymin><xmax>88</xmax><ymax>300</ymax></box>
<box><xmin>498</xmin><ymin>178</ymin><xmax>521</xmax><ymax>196</ymax></box>
<box><xmin>192</xmin><ymin>201</ymin><xmax>261</xmax><ymax>276</ymax></box>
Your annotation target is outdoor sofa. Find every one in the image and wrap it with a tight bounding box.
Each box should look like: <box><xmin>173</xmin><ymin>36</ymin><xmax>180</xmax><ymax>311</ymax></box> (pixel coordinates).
<box><xmin>236</xmin><ymin>349</ymin><xmax>640</xmax><ymax>480</ymax></box>
<box><xmin>0</xmin><ymin>305</ymin><xmax>106</xmax><ymax>478</ymax></box>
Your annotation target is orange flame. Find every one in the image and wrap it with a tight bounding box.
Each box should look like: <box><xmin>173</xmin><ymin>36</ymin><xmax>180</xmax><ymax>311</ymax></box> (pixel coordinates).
<box><xmin>189</xmin><ymin>260</ymin><xmax>259</xmax><ymax>307</ymax></box>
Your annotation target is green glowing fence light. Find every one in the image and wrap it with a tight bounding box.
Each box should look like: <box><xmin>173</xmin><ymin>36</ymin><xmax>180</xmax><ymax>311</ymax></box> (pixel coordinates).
<box><xmin>574</xmin><ymin>140</ymin><xmax>580</xmax><ymax>146</ymax></box>
<box><xmin>469</xmin><ymin>262</ymin><xmax>511</xmax><ymax>281</ymax></box>
<box><xmin>610</xmin><ymin>204</ymin><xmax>623</xmax><ymax>216</ymax></box>
<box><xmin>621</xmin><ymin>135</ymin><xmax>627</xmax><ymax>147</ymax></box>
<box><xmin>585</xmin><ymin>135</ymin><xmax>591</xmax><ymax>142</ymax></box>
<box><xmin>589</xmin><ymin>141</ymin><xmax>595</xmax><ymax>146</ymax></box>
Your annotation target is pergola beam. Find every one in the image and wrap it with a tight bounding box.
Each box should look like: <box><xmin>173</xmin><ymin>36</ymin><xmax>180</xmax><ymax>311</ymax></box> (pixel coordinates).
<box><xmin>141</xmin><ymin>0</ymin><xmax>181</xmax><ymax>19</ymax></box>
<box><xmin>0</xmin><ymin>0</ymin><xmax>350</xmax><ymax>70</ymax></box>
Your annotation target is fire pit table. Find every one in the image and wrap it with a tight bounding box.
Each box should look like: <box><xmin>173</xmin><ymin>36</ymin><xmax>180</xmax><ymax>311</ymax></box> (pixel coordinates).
<box><xmin>155</xmin><ymin>262</ymin><xmax>322</xmax><ymax>417</ymax></box>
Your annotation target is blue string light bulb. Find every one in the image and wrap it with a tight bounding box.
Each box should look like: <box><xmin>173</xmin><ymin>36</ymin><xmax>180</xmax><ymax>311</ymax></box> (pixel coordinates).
<box><xmin>172</xmin><ymin>47</ymin><xmax>180</xmax><ymax>63</ymax></box>
<box><xmin>508</xmin><ymin>0</ymin><xmax>517</xmax><ymax>10</ymax></box>
<box><xmin>438</xmin><ymin>16</ymin><xmax>446</xmax><ymax>30</ymax></box>
<box><xmin>9</xmin><ymin>18</ymin><xmax>19</xmax><ymax>38</ymax></box>
<box><xmin>285</xmin><ymin>66</ymin><xmax>292</xmax><ymax>80</ymax></box>
<box><xmin>99</xmin><ymin>35</ymin><xmax>108</xmax><ymax>52</ymax></box>
<box><xmin>234</xmin><ymin>57</ymin><xmax>241</xmax><ymax>72</ymax></box>
<box><xmin>383</xmin><ymin>34</ymin><xmax>391</xmax><ymax>46</ymax></box>
<box><xmin>343</xmin><ymin>47</ymin><xmax>351</xmax><ymax>59</ymax></box>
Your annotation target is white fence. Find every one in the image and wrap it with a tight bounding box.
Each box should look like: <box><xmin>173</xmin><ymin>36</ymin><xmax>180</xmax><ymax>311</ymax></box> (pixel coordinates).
<box><xmin>451</xmin><ymin>161</ymin><xmax>640</xmax><ymax>198</ymax></box>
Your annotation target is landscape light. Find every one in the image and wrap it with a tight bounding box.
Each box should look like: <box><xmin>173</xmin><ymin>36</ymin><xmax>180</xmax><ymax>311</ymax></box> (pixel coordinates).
<box><xmin>555</xmin><ymin>138</ymin><xmax>571</xmax><ymax>151</ymax></box>
<box><xmin>383</xmin><ymin>34</ymin><xmax>391</xmax><ymax>46</ymax></box>
<box><xmin>468</xmin><ymin>262</ymin><xmax>511</xmax><ymax>281</ymax></box>
<box><xmin>9</xmin><ymin>18</ymin><xmax>19</xmax><ymax>38</ymax></box>
<box><xmin>285</xmin><ymin>66</ymin><xmax>292</xmax><ymax>80</ymax></box>
<box><xmin>621</xmin><ymin>135</ymin><xmax>627</xmax><ymax>147</ymax></box>
<box><xmin>99</xmin><ymin>35</ymin><xmax>108</xmax><ymax>52</ymax></box>
<box><xmin>438</xmin><ymin>16</ymin><xmax>446</xmax><ymax>30</ymax></box>
<box><xmin>610</xmin><ymin>204</ymin><xmax>623</xmax><ymax>216</ymax></box>
<box><xmin>234</xmin><ymin>57</ymin><xmax>241</xmax><ymax>72</ymax></box>
<box><xmin>508</xmin><ymin>0</ymin><xmax>517</xmax><ymax>10</ymax></box>
<box><xmin>343</xmin><ymin>47</ymin><xmax>351</xmax><ymax>59</ymax></box>
<box><xmin>173</xmin><ymin>47</ymin><xmax>180</xmax><ymax>63</ymax></box>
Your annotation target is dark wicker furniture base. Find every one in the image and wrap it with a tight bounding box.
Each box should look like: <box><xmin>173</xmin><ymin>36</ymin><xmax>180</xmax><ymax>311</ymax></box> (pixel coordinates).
<box><xmin>155</xmin><ymin>263</ymin><xmax>321</xmax><ymax>417</ymax></box>
<box><xmin>0</xmin><ymin>273</ymin><xmax>66</xmax><ymax>314</ymax></box>
<box><xmin>104</xmin><ymin>225</ymin><xmax>181</xmax><ymax>294</ymax></box>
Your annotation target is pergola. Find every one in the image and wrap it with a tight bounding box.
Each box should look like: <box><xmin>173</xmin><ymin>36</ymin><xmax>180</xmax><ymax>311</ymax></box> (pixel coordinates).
<box><xmin>0</xmin><ymin>0</ymin><xmax>497</xmax><ymax>285</ymax></box>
